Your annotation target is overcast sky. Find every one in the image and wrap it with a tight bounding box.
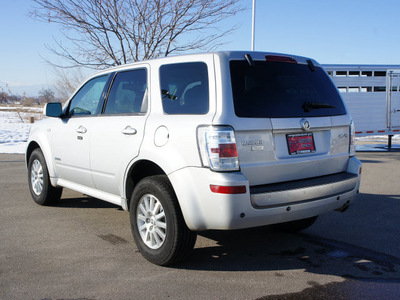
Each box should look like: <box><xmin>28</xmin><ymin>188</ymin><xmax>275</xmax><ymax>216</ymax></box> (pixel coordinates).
<box><xmin>1</xmin><ymin>0</ymin><xmax>400</xmax><ymax>96</ymax></box>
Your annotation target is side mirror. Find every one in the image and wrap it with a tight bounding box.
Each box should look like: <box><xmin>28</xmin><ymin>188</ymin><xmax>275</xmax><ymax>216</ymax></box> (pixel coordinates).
<box><xmin>44</xmin><ymin>102</ymin><xmax>63</xmax><ymax>118</ymax></box>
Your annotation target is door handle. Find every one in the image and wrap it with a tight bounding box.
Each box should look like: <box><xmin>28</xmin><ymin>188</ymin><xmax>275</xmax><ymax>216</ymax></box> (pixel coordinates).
<box><xmin>121</xmin><ymin>126</ymin><xmax>137</xmax><ymax>135</ymax></box>
<box><xmin>76</xmin><ymin>125</ymin><xmax>87</xmax><ymax>134</ymax></box>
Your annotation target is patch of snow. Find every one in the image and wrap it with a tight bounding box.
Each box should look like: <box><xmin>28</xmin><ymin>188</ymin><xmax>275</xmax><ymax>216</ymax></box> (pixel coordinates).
<box><xmin>356</xmin><ymin>144</ymin><xmax>400</xmax><ymax>152</ymax></box>
<box><xmin>0</xmin><ymin>142</ymin><xmax>29</xmax><ymax>154</ymax></box>
<box><xmin>0</xmin><ymin>110</ymin><xmax>33</xmax><ymax>154</ymax></box>
<box><xmin>357</xmin><ymin>135</ymin><xmax>400</xmax><ymax>142</ymax></box>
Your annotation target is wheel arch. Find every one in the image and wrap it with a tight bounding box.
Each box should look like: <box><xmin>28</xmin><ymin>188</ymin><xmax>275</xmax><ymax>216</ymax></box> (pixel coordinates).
<box><xmin>26</xmin><ymin>140</ymin><xmax>56</xmax><ymax>180</ymax></box>
<box><xmin>124</xmin><ymin>159</ymin><xmax>167</xmax><ymax>211</ymax></box>
<box><xmin>26</xmin><ymin>141</ymin><xmax>40</xmax><ymax>168</ymax></box>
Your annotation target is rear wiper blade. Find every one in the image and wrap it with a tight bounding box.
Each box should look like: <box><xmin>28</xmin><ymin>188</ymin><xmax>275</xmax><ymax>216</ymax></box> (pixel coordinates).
<box><xmin>302</xmin><ymin>102</ymin><xmax>336</xmax><ymax>112</ymax></box>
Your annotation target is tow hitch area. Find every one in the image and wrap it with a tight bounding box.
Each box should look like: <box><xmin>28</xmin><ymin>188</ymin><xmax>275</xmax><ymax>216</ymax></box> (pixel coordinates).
<box><xmin>335</xmin><ymin>200</ymin><xmax>350</xmax><ymax>213</ymax></box>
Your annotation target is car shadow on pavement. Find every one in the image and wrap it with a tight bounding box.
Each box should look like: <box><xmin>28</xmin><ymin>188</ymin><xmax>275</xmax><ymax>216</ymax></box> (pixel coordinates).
<box><xmin>175</xmin><ymin>225</ymin><xmax>400</xmax><ymax>286</ymax></box>
<box><xmin>174</xmin><ymin>193</ymin><xmax>400</xmax><ymax>284</ymax></box>
<box><xmin>48</xmin><ymin>191</ymin><xmax>400</xmax><ymax>284</ymax></box>
<box><xmin>53</xmin><ymin>195</ymin><xmax>121</xmax><ymax>209</ymax></box>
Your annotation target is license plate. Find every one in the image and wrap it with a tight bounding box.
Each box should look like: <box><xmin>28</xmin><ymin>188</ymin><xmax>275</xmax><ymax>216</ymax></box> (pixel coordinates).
<box><xmin>287</xmin><ymin>133</ymin><xmax>316</xmax><ymax>155</ymax></box>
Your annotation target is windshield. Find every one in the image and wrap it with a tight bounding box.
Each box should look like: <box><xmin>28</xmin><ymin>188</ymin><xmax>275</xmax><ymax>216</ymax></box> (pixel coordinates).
<box><xmin>230</xmin><ymin>60</ymin><xmax>346</xmax><ymax>118</ymax></box>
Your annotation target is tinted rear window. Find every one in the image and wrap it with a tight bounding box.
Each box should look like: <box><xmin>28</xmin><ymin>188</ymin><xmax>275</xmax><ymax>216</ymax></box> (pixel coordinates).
<box><xmin>230</xmin><ymin>60</ymin><xmax>346</xmax><ymax>118</ymax></box>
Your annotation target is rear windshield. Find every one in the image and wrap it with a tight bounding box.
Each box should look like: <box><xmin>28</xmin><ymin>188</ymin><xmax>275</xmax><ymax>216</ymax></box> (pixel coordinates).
<box><xmin>230</xmin><ymin>60</ymin><xmax>346</xmax><ymax>118</ymax></box>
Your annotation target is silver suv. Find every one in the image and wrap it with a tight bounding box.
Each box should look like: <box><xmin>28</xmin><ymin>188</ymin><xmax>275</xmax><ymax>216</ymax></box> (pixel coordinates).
<box><xmin>26</xmin><ymin>51</ymin><xmax>362</xmax><ymax>265</ymax></box>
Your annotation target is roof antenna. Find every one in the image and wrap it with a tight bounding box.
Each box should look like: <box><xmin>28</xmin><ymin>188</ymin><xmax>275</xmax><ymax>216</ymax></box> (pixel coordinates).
<box><xmin>245</xmin><ymin>54</ymin><xmax>255</xmax><ymax>67</ymax></box>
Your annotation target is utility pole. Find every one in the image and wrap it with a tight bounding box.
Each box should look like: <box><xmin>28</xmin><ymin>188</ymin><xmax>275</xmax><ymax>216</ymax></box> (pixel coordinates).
<box><xmin>251</xmin><ymin>0</ymin><xmax>256</xmax><ymax>51</ymax></box>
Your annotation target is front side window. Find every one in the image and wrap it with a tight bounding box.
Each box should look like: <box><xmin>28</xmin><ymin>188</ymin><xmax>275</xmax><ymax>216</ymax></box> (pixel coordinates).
<box><xmin>104</xmin><ymin>69</ymin><xmax>148</xmax><ymax>114</ymax></box>
<box><xmin>67</xmin><ymin>75</ymin><xmax>108</xmax><ymax>116</ymax></box>
<box><xmin>160</xmin><ymin>62</ymin><xmax>209</xmax><ymax>114</ymax></box>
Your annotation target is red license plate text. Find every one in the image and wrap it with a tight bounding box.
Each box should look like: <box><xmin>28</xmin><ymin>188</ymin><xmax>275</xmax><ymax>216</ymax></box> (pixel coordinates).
<box><xmin>287</xmin><ymin>133</ymin><xmax>316</xmax><ymax>155</ymax></box>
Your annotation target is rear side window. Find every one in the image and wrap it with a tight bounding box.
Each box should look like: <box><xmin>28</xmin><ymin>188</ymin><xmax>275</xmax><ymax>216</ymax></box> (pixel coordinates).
<box><xmin>230</xmin><ymin>60</ymin><xmax>346</xmax><ymax>118</ymax></box>
<box><xmin>104</xmin><ymin>69</ymin><xmax>148</xmax><ymax>114</ymax></box>
<box><xmin>160</xmin><ymin>62</ymin><xmax>209</xmax><ymax>114</ymax></box>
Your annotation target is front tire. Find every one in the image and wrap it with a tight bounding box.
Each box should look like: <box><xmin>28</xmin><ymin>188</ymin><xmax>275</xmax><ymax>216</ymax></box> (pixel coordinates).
<box><xmin>28</xmin><ymin>148</ymin><xmax>62</xmax><ymax>206</ymax></box>
<box><xmin>130</xmin><ymin>175</ymin><xmax>197</xmax><ymax>266</ymax></box>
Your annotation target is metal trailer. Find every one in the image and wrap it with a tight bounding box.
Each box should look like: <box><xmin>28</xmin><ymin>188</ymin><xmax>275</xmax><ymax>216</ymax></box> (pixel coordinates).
<box><xmin>323</xmin><ymin>65</ymin><xmax>400</xmax><ymax>148</ymax></box>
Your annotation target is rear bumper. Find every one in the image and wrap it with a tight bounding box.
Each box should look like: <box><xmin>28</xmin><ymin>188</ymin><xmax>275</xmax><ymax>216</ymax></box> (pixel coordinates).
<box><xmin>169</xmin><ymin>156</ymin><xmax>362</xmax><ymax>231</ymax></box>
<box><xmin>250</xmin><ymin>172</ymin><xmax>359</xmax><ymax>209</ymax></box>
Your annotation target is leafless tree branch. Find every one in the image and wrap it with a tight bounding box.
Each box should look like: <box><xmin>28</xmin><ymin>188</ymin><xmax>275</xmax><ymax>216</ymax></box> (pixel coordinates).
<box><xmin>31</xmin><ymin>0</ymin><xmax>244</xmax><ymax>69</ymax></box>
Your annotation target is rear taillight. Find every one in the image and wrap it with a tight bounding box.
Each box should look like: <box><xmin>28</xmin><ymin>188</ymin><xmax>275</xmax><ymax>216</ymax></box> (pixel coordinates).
<box><xmin>349</xmin><ymin>120</ymin><xmax>356</xmax><ymax>156</ymax></box>
<box><xmin>197</xmin><ymin>126</ymin><xmax>239</xmax><ymax>171</ymax></box>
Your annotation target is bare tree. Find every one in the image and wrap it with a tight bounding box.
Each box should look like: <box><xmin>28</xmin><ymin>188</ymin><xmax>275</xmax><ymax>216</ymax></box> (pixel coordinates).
<box><xmin>0</xmin><ymin>84</ymin><xmax>14</xmax><ymax>104</ymax></box>
<box><xmin>31</xmin><ymin>0</ymin><xmax>243</xmax><ymax>69</ymax></box>
<box><xmin>38</xmin><ymin>87</ymin><xmax>56</xmax><ymax>103</ymax></box>
<box><xmin>52</xmin><ymin>67</ymin><xmax>87</xmax><ymax>101</ymax></box>
<box><xmin>0</xmin><ymin>85</ymin><xmax>9</xmax><ymax>104</ymax></box>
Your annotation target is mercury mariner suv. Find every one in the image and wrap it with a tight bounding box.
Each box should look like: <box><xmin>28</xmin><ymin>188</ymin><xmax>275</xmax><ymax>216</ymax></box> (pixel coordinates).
<box><xmin>26</xmin><ymin>51</ymin><xmax>362</xmax><ymax>265</ymax></box>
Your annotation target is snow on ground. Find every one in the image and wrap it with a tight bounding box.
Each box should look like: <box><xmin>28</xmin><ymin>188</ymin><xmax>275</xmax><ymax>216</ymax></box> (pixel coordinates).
<box><xmin>353</xmin><ymin>134</ymin><xmax>400</xmax><ymax>151</ymax></box>
<box><xmin>1</xmin><ymin>106</ymin><xmax>400</xmax><ymax>154</ymax></box>
<box><xmin>0</xmin><ymin>107</ymin><xmax>44</xmax><ymax>154</ymax></box>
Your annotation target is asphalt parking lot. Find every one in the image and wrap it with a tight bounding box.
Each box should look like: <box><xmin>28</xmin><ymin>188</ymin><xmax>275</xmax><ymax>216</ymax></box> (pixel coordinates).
<box><xmin>1</xmin><ymin>151</ymin><xmax>400</xmax><ymax>299</ymax></box>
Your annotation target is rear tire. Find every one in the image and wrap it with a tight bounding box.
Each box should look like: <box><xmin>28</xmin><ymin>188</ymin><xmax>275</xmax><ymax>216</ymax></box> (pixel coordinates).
<box><xmin>130</xmin><ymin>175</ymin><xmax>197</xmax><ymax>266</ymax></box>
<box><xmin>28</xmin><ymin>148</ymin><xmax>62</xmax><ymax>206</ymax></box>
<box><xmin>271</xmin><ymin>216</ymin><xmax>318</xmax><ymax>233</ymax></box>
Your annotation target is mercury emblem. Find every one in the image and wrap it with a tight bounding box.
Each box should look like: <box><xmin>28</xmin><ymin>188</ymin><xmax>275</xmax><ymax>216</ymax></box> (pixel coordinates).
<box><xmin>300</xmin><ymin>118</ymin><xmax>311</xmax><ymax>131</ymax></box>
